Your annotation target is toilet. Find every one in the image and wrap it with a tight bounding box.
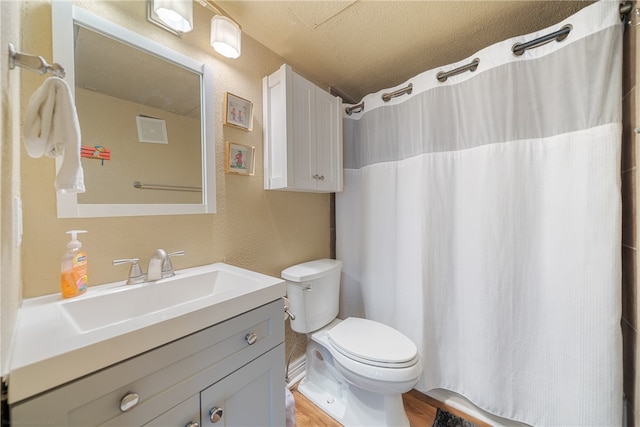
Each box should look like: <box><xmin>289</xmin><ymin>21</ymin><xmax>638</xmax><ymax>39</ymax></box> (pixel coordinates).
<box><xmin>282</xmin><ymin>259</ymin><xmax>422</xmax><ymax>427</ymax></box>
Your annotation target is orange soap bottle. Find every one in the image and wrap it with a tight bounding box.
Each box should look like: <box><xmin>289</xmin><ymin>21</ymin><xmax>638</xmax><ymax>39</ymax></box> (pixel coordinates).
<box><xmin>60</xmin><ymin>230</ymin><xmax>88</xmax><ymax>299</ymax></box>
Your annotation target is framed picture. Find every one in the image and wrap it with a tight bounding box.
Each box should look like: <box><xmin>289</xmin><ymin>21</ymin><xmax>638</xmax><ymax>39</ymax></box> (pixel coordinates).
<box><xmin>223</xmin><ymin>92</ymin><xmax>253</xmax><ymax>131</ymax></box>
<box><xmin>225</xmin><ymin>141</ymin><xmax>255</xmax><ymax>175</ymax></box>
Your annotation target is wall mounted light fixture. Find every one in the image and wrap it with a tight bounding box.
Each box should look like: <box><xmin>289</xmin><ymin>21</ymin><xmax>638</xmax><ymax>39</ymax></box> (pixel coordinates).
<box><xmin>196</xmin><ymin>0</ymin><xmax>242</xmax><ymax>59</ymax></box>
<box><xmin>210</xmin><ymin>15</ymin><xmax>241</xmax><ymax>59</ymax></box>
<box><xmin>148</xmin><ymin>0</ymin><xmax>193</xmax><ymax>35</ymax></box>
<box><xmin>148</xmin><ymin>0</ymin><xmax>242</xmax><ymax>58</ymax></box>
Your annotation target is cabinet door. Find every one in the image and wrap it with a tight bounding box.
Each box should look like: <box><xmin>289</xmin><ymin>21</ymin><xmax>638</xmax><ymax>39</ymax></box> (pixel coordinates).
<box><xmin>315</xmin><ymin>88</ymin><xmax>342</xmax><ymax>192</ymax></box>
<box><xmin>263</xmin><ymin>66</ymin><xmax>291</xmax><ymax>190</ymax></box>
<box><xmin>200</xmin><ymin>344</ymin><xmax>285</xmax><ymax>427</ymax></box>
<box><xmin>144</xmin><ymin>394</ymin><xmax>199</xmax><ymax>427</ymax></box>
<box><xmin>292</xmin><ymin>72</ymin><xmax>318</xmax><ymax>191</ymax></box>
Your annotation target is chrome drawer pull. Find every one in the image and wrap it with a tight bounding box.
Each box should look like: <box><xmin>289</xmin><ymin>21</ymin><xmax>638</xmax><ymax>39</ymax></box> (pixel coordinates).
<box><xmin>185</xmin><ymin>422</ymin><xmax>199</xmax><ymax>427</ymax></box>
<box><xmin>245</xmin><ymin>332</ymin><xmax>258</xmax><ymax>345</ymax></box>
<box><xmin>119</xmin><ymin>392</ymin><xmax>140</xmax><ymax>412</ymax></box>
<box><xmin>209</xmin><ymin>407</ymin><xmax>223</xmax><ymax>423</ymax></box>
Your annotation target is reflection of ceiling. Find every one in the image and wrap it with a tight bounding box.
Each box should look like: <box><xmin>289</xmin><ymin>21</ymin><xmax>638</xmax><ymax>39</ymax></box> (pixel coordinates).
<box><xmin>74</xmin><ymin>25</ymin><xmax>201</xmax><ymax>119</ymax></box>
<box><xmin>217</xmin><ymin>1</ymin><xmax>594</xmax><ymax>103</ymax></box>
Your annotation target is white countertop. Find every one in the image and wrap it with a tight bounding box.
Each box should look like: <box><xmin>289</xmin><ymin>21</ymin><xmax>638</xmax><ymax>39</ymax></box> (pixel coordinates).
<box><xmin>8</xmin><ymin>263</ymin><xmax>286</xmax><ymax>403</ymax></box>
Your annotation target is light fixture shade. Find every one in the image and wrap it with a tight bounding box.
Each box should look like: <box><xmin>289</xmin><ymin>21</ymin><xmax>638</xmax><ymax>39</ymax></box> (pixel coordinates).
<box><xmin>211</xmin><ymin>15</ymin><xmax>241</xmax><ymax>59</ymax></box>
<box><xmin>154</xmin><ymin>0</ymin><xmax>193</xmax><ymax>33</ymax></box>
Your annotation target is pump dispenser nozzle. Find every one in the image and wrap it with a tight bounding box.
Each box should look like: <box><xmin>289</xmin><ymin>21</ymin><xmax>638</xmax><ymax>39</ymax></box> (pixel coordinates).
<box><xmin>66</xmin><ymin>230</ymin><xmax>87</xmax><ymax>249</ymax></box>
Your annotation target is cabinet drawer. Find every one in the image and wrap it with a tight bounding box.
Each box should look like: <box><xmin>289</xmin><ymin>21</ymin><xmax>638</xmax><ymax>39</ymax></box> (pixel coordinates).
<box><xmin>143</xmin><ymin>394</ymin><xmax>199</xmax><ymax>427</ymax></box>
<box><xmin>11</xmin><ymin>300</ymin><xmax>284</xmax><ymax>426</ymax></box>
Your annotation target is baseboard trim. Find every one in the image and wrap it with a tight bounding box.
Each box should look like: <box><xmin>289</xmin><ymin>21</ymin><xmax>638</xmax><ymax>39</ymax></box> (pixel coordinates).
<box><xmin>286</xmin><ymin>355</ymin><xmax>306</xmax><ymax>388</ymax></box>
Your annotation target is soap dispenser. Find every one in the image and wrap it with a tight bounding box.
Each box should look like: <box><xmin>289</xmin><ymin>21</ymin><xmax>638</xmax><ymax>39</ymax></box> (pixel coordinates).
<box><xmin>60</xmin><ymin>230</ymin><xmax>88</xmax><ymax>299</ymax></box>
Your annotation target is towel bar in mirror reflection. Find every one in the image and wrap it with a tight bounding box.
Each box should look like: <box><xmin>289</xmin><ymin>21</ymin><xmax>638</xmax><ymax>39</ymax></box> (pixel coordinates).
<box><xmin>133</xmin><ymin>181</ymin><xmax>202</xmax><ymax>192</ymax></box>
<box><xmin>51</xmin><ymin>0</ymin><xmax>215</xmax><ymax>217</ymax></box>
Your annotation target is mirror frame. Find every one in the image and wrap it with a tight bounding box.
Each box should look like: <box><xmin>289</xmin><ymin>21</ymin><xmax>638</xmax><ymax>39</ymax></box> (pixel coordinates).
<box><xmin>51</xmin><ymin>1</ymin><xmax>216</xmax><ymax>217</ymax></box>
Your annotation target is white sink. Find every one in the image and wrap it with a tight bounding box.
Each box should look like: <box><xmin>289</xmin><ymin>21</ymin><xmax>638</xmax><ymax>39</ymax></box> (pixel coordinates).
<box><xmin>59</xmin><ymin>267</ymin><xmax>262</xmax><ymax>333</ymax></box>
<box><xmin>10</xmin><ymin>262</ymin><xmax>286</xmax><ymax>404</ymax></box>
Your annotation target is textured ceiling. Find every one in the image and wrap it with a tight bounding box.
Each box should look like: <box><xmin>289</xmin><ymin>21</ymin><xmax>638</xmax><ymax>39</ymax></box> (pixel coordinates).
<box><xmin>217</xmin><ymin>0</ymin><xmax>594</xmax><ymax>103</ymax></box>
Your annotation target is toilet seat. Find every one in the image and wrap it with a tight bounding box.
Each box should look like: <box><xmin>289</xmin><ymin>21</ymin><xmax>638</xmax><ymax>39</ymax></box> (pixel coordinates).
<box><xmin>327</xmin><ymin>317</ymin><xmax>418</xmax><ymax>368</ymax></box>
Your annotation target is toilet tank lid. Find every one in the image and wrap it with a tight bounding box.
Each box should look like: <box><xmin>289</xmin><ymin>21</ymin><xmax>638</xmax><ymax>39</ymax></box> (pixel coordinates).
<box><xmin>281</xmin><ymin>259</ymin><xmax>342</xmax><ymax>282</ymax></box>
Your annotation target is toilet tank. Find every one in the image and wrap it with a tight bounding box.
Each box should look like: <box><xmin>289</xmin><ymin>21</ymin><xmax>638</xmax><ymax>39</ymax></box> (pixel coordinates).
<box><xmin>282</xmin><ymin>259</ymin><xmax>342</xmax><ymax>333</ymax></box>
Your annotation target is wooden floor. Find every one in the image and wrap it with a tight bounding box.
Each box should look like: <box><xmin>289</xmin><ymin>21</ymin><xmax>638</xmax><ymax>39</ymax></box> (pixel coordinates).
<box><xmin>292</xmin><ymin>386</ymin><xmax>491</xmax><ymax>427</ymax></box>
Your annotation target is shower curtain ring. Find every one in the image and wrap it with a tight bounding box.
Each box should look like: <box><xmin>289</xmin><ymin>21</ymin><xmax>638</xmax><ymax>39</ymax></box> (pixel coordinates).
<box><xmin>628</xmin><ymin>8</ymin><xmax>640</xmax><ymax>26</ymax></box>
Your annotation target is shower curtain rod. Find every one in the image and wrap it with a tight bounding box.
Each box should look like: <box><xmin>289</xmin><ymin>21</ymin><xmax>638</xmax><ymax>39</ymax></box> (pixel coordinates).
<box><xmin>437</xmin><ymin>58</ymin><xmax>480</xmax><ymax>82</ymax></box>
<box><xmin>382</xmin><ymin>83</ymin><xmax>413</xmax><ymax>102</ymax></box>
<box><xmin>343</xmin><ymin>2</ymin><xmax>634</xmax><ymax>116</ymax></box>
<box><xmin>133</xmin><ymin>181</ymin><xmax>202</xmax><ymax>192</ymax></box>
<box><xmin>512</xmin><ymin>25</ymin><xmax>572</xmax><ymax>56</ymax></box>
<box><xmin>513</xmin><ymin>3</ymin><xmax>632</xmax><ymax>55</ymax></box>
<box><xmin>346</xmin><ymin>102</ymin><xmax>364</xmax><ymax>116</ymax></box>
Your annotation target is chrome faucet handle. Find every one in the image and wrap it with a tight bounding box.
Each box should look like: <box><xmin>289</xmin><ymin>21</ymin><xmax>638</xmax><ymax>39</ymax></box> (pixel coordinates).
<box><xmin>112</xmin><ymin>258</ymin><xmax>146</xmax><ymax>285</ymax></box>
<box><xmin>162</xmin><ymin>250</ymin><xmax>185</xmax><ymax>278</ymax></box>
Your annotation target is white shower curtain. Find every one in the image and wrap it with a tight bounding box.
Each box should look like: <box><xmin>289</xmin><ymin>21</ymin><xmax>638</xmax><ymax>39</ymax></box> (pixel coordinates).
<box><xmin>336</xmin><ymin>2</ymin><xmax>622</xmax><ymax>425</ymax></box>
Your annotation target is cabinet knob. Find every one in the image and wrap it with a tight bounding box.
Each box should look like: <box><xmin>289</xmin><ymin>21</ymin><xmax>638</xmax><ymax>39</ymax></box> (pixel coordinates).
<box><xmin>185</xmin><ymin>423</ymin><xmax>199</xmax><ymax>427</ymax></box>
<box><xmin>319</xmin><ymin>175</ymin><xmax>325</xmax><ymax>180</ymax></box>
<box><xmin>119</xmin><ymin>392</ymin><xmax>140</xmax><ymax>412</ymax></box>
<box><xmin>245</xmin><ymin>332</ymin><xmax>258</xmax><ymax>345</ymax></box>
<box><xmin>209</xmin><ymin>407</ymin><xmax>224</xmax><ymax>423</ymax></box>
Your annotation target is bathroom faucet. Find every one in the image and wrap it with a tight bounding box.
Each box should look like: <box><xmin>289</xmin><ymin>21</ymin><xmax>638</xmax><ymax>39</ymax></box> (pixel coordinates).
<box><xmin>147</xmin><ymin>249</ymin><xmax>185</xmax><ymax>281</ymax></box>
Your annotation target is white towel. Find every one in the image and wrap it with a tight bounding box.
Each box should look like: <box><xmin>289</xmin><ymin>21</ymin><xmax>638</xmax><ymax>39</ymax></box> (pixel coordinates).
<box><xmin>24</xmin><ymin>77</ymin><xmax>85</xmax><ymax>193</ymax></box>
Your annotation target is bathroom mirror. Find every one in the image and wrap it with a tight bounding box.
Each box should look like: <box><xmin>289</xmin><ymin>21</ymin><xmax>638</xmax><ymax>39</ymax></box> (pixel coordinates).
<box><xmin>52</xmin><ymin>1</ymin><xmax>216</xmax><ymax>217</ymax></box>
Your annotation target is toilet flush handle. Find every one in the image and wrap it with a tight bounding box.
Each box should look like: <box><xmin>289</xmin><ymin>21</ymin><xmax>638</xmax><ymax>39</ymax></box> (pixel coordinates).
<box><xmin>285</xmin><ymin>308</ymin><xmax>296</xmax><ymax>320</ymax></box>
<box><xmin>282</xmin><ymin>297</ymin><xmax>296</xmax><ymax>320</ymax></box>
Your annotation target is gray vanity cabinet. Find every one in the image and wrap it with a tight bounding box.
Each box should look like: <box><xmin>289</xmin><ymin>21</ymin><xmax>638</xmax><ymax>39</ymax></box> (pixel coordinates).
<box><xmin>10</xmin><ymin>300</ymin><xmax>285</xmax><ymax>426</ymax></box>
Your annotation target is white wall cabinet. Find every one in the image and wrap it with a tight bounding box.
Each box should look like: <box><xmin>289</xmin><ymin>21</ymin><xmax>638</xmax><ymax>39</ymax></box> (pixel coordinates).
<box><xmin>10</xmin><ymin>300</ymin><xmax>285</xmax><ymax>427</ymax></box>
<box><xmin>263</xmin><ymin>64</ymin><xmax>343</xmax><ymax>192</ymax></box>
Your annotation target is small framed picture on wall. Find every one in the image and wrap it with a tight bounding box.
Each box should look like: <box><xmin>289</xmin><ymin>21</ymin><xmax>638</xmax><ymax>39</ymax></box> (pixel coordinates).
<box><xmin>225</xmin><ymin>141</ymin><xmax>255</xmax><ymax>175</ymax></box>
<box><xmin>223</xmin><ymin>92</ymin><xmax>253</xmax><ymax>131</ymax></box>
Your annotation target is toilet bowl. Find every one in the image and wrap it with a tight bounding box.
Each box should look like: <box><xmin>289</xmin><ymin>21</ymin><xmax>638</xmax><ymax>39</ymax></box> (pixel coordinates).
<box><xmin>325</xmin><ymin>317</ymin><xmax>422</xmax><ymax>393</ymax></box>
<box><xmin>282</xmin><ymin>259</ymin><xmax>422</xmax><ymax>427</ymax></box>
